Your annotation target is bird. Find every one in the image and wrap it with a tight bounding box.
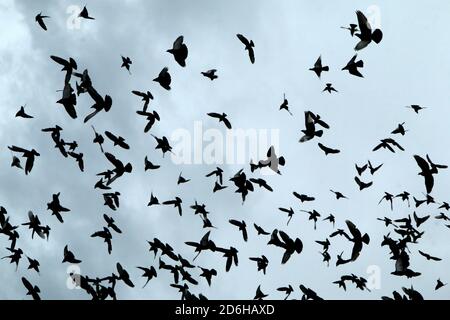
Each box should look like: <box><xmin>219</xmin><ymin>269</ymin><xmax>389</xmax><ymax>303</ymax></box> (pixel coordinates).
<box><xmin>318</xmin><ymin>143</ymin><xmax>340</xmax><ymax>155</ymax></box>
<box><xmin>278</xmin><ymin>207</ymin><xmax>295</xmax><ymax>225</ymax></box>
<box><xmin>229</xmin><ymin>219</ymin><xmax>248</xmax><ymax>241</ymax></box>
<box><xmin>293</xmin><ymin>191</ymin><xmax>315</xmax><ymax>202</ymax></box>
<box><xmin>207</xmin><ymin>112</ymin><xmax>232</xmax><ymax>129</ymax></box>
<box><xmin>205</xmin><ymin>167</ymin><xmax>224</xmax><ymax>185</ymax></box>
<box><xmin>105</xmin><ymin>131</ymin><xmax>130</xmax><ymax>150</ymax></box>
<box><xmin>341</xmin><ymin>24</ymin><xmax>358</xmax><ymax>36</ymax></box>
<box><xmin>253</xmin><ymin>223</ymin><xmax>270</xmax><ymax>236</ymax></box>
<box><xmin>323</xmin><ymin>83</ymin><xmax>338</xmax><ymax>93</ymax></box>
<box><xmin>137</xmin><ymin>266</ymin><xmax>157</xmax><ymax>288</ymax></box>
<box><xmin>121</xmin><ymin>56</ymin><xmax>132</xmax><ymax>74</ymax></box>
<box><xmin>153</xmin><ymin>67</ymin><xmax>171</xmax><ymax>90</ymax></box>
<box><xmin>435</xmin><ymin>279</ymin><xmax>446</xmax><ymax>290</ymax></box>
<box><xmin>418</xmin><ymin>250</ymin><xmax>442</xmax><ymax>261</ymax></box>
<box><xmin>162</xmin><ymin>197</ymin><xmax>183</xmax><ymax>216</ymax></box>
<box><xmin>26</xmin><ymin>256</ymin><xmax>40</xmax><ymax>274</ymax></box>
<box><xmin>236</xmin><ymin>34</ymin><xmax>255</xmax><ymax>64</ymax></box>
<box><xmin>35</xmin><ymin>12</ymin><xmax>50</xmax><ymax>31</ymax></box>
<box><xmin>330</xmin><ymin>190</ymin><xmax>348</xmax><ymax>200</ymax></box>
<box><xmin>279</xmin><ymin>93</ymin><xmax>293</xmax><ymax>115</ymax></box>
<box><xmin>355</xmin><ymin>163</ymin><xmax>368</xmax><ymax>176</ymax></box>
<box><xmin>391</xmin><ymin>122</ymin><xmax>408</xmax><ymax>136</ymax></box>
<box><xmin>103</xmin><ymin>214</ymin><xmax>122</xmax><ymax>234</ymax></box>
<box><xmin>267</xmin><ymin>229</ymin><xmax>303</xmax><ymax>264</ymax></box>
<box><xmin>253</xmin><ymin>285</ymin><xmax>268</xmax><ymax>300</ymax></box>
<box><xmin>78</xmin><ymin>6</ymin><xmax>95</xmax><ymax>19</ymax></box>
<box><xmin>177</xmin><ymin>172</ymin><xmax>190</xmax><ymax>185</ymax></box>
<box><xmin>132</xmin><ymin>90</ymin><xmax>154</xmax><ymax>112</ymax></box>
<box><xmin>309</xmin><ymin>56</ymin><xmax>329</xmax><ymax>78</ymax></box>
<box><xmin>299</xmin><ymin>111</ymin><xmax>323</xmax><ymax>142</ymax></box>
<box><xmin>151</xmin><ymin>135</ymin><xmax>173</xmax><ymax>157</ymax></box>
<box><xmin>91</xmin><ymin>227</ymin><xmax>113</xmax><ymax>254</ymax></box>
<box><xmin>22</xmin><ymin>277</ymin><xmax>41</xmax><ymax>300</ymax></box>
<box><xmin>15</xmin><ymin>105</ymin><xmax>33</xmax><ymax>118</ymax></box>
<box><xmin>47</xmin><ymin>193</ymin><xmax>70</xmax><ymax>223</ymax></box>
<box><xmin>198</xmin><ymin>267</ymin><xmax>217</xmax><ymax>286</ymax></box>
<box><xmin>277</xmin><ymin>285</ymin><xmax>294</xmax><ymax>300</ymax></box>
<box><xmin>251</xmin><ymin>146</ymin><xmax>285</xmax><ymax>174</ymax></box>
<box><xmin>354</xmin><ymin>10</ymin><xmax>383</xmax><ymax>50</ymax></box>
<box><xmin>378</xmin><ymin>192</ymin><xmax>394</xmax><ymax>211</ymax></box>
<box><xmin>116</xmin><ymin>263</ymin><xmax>134</xmax><ymax>288</ymax></box>
<box><xmin>91</xmin><ymin>126</ymin><xmax>105</xmax><ymax>153</ymax></box>
<box><xmin>373</xmin><ymin>138</ymin><xmax>404</xmax><ymax>153</ymax></box>
<box><xmin>201</xmin><ymin>69</ymin><xmax>218</xmax><ymax>80</ymax></box>
<box><xmin>414</xmin><ymin>155</ymin><xmax>435</xmax><ymax>194</ymax></box>
<box><xmin>249</xmin><ymin>255</ymin><xmax>269</xmax><ymax>274</ymax></box>
<box><xmin>8</xmin><ymin>146</ymin><xmax>40</xmax><ymax>175</ymax></box>
<box><xmin>406</xmin><ymin>105</ymin><xmax>426</xmax><ymax>114</ymax></box>
<box><xmin>342</xmin><ymin>54</ymin><xmax>364</xmax><ymax>77</ymax></box>
<box><xmin>167</xmin><ymin>36</ymin><xmax>188</xmax><ymax>67</ymax></box>
<box><xmin>144</xmin><ymin>157</ymin><xmax>160</xmax><ymax>171</ymax></box>
<box><xmin>323</xmin><ymin>215</ymin><xmax>336</xmax><ymax>227</ymax></box>
<box><xmin>213</xmin><ymin>182</ymin><xmax>227</xmax><ymax>193</ymax></box>
<box><xmin>249</xmin><ymin>178</ymin><xmax>273</xmax><ymax>192</ymax></box>
<box><xmin>368</xmin><ymin>160</ymin><xmax>383</xmax><ymax>175</ymax></box>
<box><xmin>63</xmin><ymin>245</ymin><xmax>82</xmax><ymax>264</ymax></box>
<box><xmin>413</xmin><ymin>212</ymin><xmax>430</xmax><ymax>228</ymax></box>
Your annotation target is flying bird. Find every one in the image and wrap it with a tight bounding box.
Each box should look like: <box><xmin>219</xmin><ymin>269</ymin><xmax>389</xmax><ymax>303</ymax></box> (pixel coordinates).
<box><xmin>35</xmin><ymin>12</ymin><xmax>50</xmax><ymax>31</ymax></box>
<box><xmin>309</xmin><ymin>56</ymin><xmax>329</xmax><ymax>78</ymax></box>
<box><xmin>167</xmin><ymin>36</ymin><xmax>188</xmax><ymax>67</ymax></box>
<box><xmin>236</xmin><ymin>34</ymin><xmax>255</xmax><ymax>64</ymax></box>
<box><xmin>354</xmin><ymin>10</ymin><xmax>383</xmax><ymax>50</ymax></box>
<box><xmin>201</xmin><ymin>69</ymin><xmax>218</xmax><ymax>80</ymax></box>
<box><xmin>342</xmin><ymin>54</ymin><xmax>364</xmax><ymax>77</ymax></box>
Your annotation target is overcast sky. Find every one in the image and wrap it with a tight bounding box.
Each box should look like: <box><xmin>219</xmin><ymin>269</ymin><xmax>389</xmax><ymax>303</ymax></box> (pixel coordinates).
<box><xmin>1</xmin><ymin>0</ymin><xmax>450</xmax><ymax>300</ymax></box>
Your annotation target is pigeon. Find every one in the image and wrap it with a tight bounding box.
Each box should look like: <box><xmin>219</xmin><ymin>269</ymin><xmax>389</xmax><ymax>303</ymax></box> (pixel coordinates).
<box><xmin>167</xmin><ymin>36</ymin><xmax>188</xmax><ymax>67</ymax></box>
<box><xmin>236</xmin><ymin>34</ymin><xmax>255</xmax><ymax>64</ymax></box>
<box><xmin>35</xmin><ymin>12</ymin><xmax>50</xmax><ymax>31</ymax></box>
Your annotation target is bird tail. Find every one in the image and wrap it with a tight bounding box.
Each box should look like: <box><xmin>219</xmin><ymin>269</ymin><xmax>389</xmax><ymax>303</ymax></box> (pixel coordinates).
<box><xmin>362</xmin><ymin>233</ymin><xmax>370</xmax><ymax>245</ymax></box>
<box><xmin>315</xmin><ymin>130</ymin><xmax>323</xmax><ymax>138</ymax></box>
<box><xmin>322</xmin><ymin>66</ymin><xmax>329</xmax><ymax>72</ymax></box>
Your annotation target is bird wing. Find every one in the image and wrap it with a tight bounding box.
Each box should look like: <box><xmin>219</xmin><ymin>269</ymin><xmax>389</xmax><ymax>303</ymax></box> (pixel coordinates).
<box><xmin>236</xmin><ymin>34</ymin><xmax>250</xmax><ymax>46</ymax></box>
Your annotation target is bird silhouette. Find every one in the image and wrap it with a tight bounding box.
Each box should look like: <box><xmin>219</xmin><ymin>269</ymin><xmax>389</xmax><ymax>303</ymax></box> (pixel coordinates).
<box><xmin>121</xmin><ymin>56</ymin><xmax>132</xmax><ymax>74</ymax></box>
<box><xmin>63</xmin><ymin>245</ymin><xmax>82</xmax><ymax>264</ymax></box>
<box><xmin>249</xmin><ymin>255</ymin><xmax>269</xmax><ymax>274</ymax></box>
<box><xmin>323</xmin><ymin>83</ymin><xmax>338</xmax><ymax>93</ymax></box>
<box><xmin>153</xmin><ymin>67</ymin><xmax>171</xmax><ymax>90</ymax></box>
<box><xmin>22</xmin><ymin>277</ymin><xmax>41</xmax><ymax>300</ymax></box>
<box><xmin>299</xmin><ymin>111</ymin><xmax>323</xmax><ymax>142</ymax></box>
<box><xmin>354</xmin><ymin>10</ymin><xmax>383</xmax><ymax>50</ymax></box>
<box><xmin>201</xmin><ymin>69</ymin><xmax>218</xmax><ymax>80</ymax></box>
<box><xmin>236</xmin><ymin>34</ymin><xmax>255</xmax><ymax>64</ymax></box>
<box><xmin>207</xmin><ymin>112</ymin><xmax>232</xmax><ymax>129</ymax></box>
<box><xmin>342</xmin><ymin>54</ymin><xmax>364</xmax><ymax>77</ymax></box>
<box><xmin>8</xmin><ymin>146</ymin><xmax>40</xmax><ymax>175</ymax></box>
<box><xmin>253</xmin><ymin>285</ymin><xmax>268</xmax><ymax>300</ymax></box>
<box><xmin>229</xmin><ymin>219</ymin><xmax>248</xmax><ymax>241</ymax></box>
<box><xmin>318</xmin><ymin>143</ymin><xmax>340</xmax><ymax>155</ymax></box>
<box><xmin>35</xmin><ymin>12</ymin><xmax>50</xmax><ymax>31</ymax></box>
<box><xmin>162</xmin><ymin>197</ymin><xmax>183</xmax><ymax>216</ymax></box>
<box><xmin>105</xmin><ymin>131</ymin><xmax>130</xmax><ymax>150</ymax></box>
<box><xmin>309</xmin><ymin>56</ymin><xmax>329</xmax><ymax>78</ymax></box>
<box><xmin>47</xmin><ymin>193</ymin><xmax>70</xmax><ymax>223</ymax></box>
<box><xmin>406</xmin><ymin>104</ymin><xmax>426</xmax><ymax>114</ymax></box>
<box><xmin>253</xmin><ymin>223</ymin><xmax>270</xmax><ymax>236</ymax></box>
<box><xmin>279</xmin><ymin>93</ymin><xmax>293</xmax><ymax>115</ymax></box>
<box><xmin>167</xmin><ymin>36</ymin><xmax>188</xmax><ymax>67</ymax></box>
<box><xmin>79</xmin><ymin>6</ymin><xmax>94</xmax><ymax>19</ymax></box>
<box><xmin>15</xmin><ymin>105</ymin><xmax>33</xmax><ymax>119</ymax></box>
<box><xmin>277</xmin><ymin>285</ymin><xmax>294</xmax><ymax>300</ymax></box>
<box><xmin>341</xmin><ymin>23</ymin><xmax>358</xmax><ymax>36</ymax></box>
<box><xmin>137</xmin><ymin>266</ymin><xmax>157</xmax><ymax>288</ymax></box>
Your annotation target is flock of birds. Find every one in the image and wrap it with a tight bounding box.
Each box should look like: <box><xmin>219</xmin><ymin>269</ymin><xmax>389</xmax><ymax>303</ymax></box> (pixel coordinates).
<box><xmin>2</xmin><ymin>7</ymin><xmax>447</xmax><ymax>301</ymax></box>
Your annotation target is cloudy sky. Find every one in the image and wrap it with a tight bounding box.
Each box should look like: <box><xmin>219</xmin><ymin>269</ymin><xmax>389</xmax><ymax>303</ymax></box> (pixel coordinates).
<box><xmin>1</xmin><ymin>0</ymin><xmax>450</xmax><ymax>299</ymax></box>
